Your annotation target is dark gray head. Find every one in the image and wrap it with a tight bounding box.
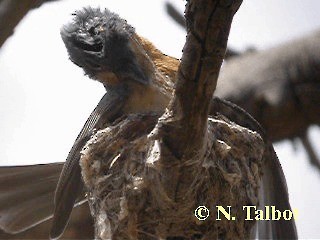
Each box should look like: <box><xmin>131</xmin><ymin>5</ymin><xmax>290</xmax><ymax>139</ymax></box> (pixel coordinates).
<box><xmin>61</xmin><ymin>7</ymin><xmax>148</xmax><ymax>86</ymax></box>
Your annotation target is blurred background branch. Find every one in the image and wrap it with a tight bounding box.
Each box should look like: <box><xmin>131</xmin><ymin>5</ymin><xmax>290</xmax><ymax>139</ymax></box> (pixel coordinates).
<box><xmin>166</xmin><ymin>1</ymin><xmax>320</xmax><ymax>171</ymax></box>
<box><xmin>0</xmin><ymin>0</ymin><xmax>59</xmax><ymax>48</ymax></box>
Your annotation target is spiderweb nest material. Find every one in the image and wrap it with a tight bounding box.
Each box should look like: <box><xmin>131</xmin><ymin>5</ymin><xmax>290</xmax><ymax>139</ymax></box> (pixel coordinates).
<box><xmin>80</xmin><ymin>113</ymin><xmax>264</xmax><ymax>240</ymax></box>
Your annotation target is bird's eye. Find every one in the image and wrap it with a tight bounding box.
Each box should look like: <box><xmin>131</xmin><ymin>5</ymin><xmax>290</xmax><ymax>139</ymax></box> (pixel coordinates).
<box><xmin>88</xmin><ymin>24</ymin><xmax>103</xmax><ymax>36</ymax></box>
<box><xmin>88</xmin><ymin>26</ymin><xmax>96</xmax><ymax>35</ymax></box>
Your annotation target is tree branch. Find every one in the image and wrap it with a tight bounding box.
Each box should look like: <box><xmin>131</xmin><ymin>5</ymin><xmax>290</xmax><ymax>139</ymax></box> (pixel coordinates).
<box><xmin>156</xmin><ymin>0</ymin><xmax>242</xmax><ymax>159</ymax></box>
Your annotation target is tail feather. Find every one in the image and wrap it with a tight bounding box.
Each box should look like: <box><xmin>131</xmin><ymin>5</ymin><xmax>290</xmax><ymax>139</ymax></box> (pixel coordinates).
<box><xmin>256</xmin><ymin>144</ymin><xmax>297</xmax><ymax>239</ymax></box>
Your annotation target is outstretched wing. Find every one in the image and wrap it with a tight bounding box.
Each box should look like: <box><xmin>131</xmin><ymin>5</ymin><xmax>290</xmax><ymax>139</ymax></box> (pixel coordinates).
<box><xmin>0</xmin><ymin>163</ymin><xmax>62</xmax><ymax>234</ymax></box>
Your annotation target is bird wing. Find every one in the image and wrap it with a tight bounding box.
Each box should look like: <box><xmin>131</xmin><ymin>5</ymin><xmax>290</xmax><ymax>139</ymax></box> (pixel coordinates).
<box><xmin>210</xmin><ymin>97</ymin><xmax>297</xmax><ymax>239</ymax></box>
<box><xmin>0</xmin><ymin>163</ymin><xmax>63</xmax><ymax>234</ymax></box>
<box><xmin>50</xmin><ymin>90</ymin><xmax>127</xmax><ymax>239</ymax></box>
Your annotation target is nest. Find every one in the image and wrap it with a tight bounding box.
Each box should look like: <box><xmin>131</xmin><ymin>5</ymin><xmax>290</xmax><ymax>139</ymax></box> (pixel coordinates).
<box><xmin>80</xmin><ymin>113</ymin><xmax>264</xmax><ymax>240</ymax></box>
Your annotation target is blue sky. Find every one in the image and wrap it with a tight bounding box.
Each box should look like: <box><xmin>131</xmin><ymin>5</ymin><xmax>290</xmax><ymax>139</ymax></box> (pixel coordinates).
<box><xmin>0</xmin><ymin>0</ymin><xmax>319</xmax><ymax>238</ymax></box>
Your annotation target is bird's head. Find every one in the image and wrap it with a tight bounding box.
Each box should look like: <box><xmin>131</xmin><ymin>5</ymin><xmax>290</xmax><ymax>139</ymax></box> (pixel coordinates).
<box><xmin>61</xmin><ymin>7</ymin><xmax>152</xmax><ymax>87</ymax></box>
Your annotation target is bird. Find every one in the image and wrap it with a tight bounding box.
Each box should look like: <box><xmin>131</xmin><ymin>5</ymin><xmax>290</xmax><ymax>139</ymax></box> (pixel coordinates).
<box><xmin>0</xmin><ymin>7</ymin><xmax>297</xmax><ymax>240</ymax></box>
<box><xmin>52</xmin><ymin>7</ymin><xmax>178</xmax><ymax>239</ymax></box>
<box><xmin>0</xmin><ymin>7</ymin><xmax>177</xmax><ymax>239</ymax></box>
